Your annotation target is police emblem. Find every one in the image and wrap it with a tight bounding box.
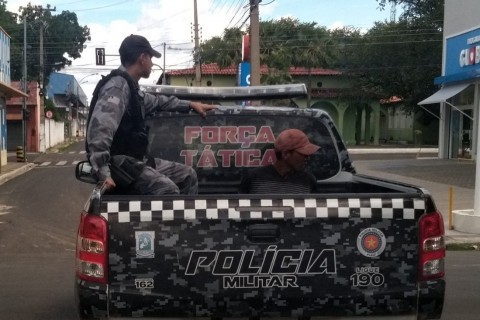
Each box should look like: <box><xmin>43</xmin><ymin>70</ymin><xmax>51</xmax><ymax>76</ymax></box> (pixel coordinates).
<box><xmin>135</xmin><ymin>231</ymin><xmax>155</xmax><ymax>258</ymax></box>
<box><xmin>357</xmin><ymin>228</ymin><xmax>386</xmax><ymax>258</ymax></box>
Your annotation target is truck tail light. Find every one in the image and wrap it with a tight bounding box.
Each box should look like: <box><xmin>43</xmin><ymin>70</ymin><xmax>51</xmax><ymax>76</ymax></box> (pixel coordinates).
<box><xmin>418</xmin><ymin>211</ymin><xmax>445</xmax><ymax>281</ymax></box>
<box><xmin>76</xmin><ymin>212</ymin><xmax>108</xmax><ymax>284</ymax></box>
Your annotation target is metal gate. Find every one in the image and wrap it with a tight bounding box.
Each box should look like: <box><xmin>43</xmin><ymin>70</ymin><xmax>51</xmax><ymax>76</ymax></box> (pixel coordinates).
<box><xmin>6</xmin><ymin>120</ymin><xmax>22</xmax><ymax>151</ymax></box>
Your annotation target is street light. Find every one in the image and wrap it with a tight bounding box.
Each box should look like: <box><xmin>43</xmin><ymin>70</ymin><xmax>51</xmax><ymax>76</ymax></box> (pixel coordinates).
<box><xmin>77</xmin><ymin>73</ymin><xmax>99</xmax><ymax>84</ymax></box>
<box><xmin>153</xmin><ymin>64</ymin><xmax>167</xmax><ymax>85</ymax></box>
<box><xmin>74</xmin><ymin>73</ymin><xmax>98</xmax><ymax>138</ymax></box>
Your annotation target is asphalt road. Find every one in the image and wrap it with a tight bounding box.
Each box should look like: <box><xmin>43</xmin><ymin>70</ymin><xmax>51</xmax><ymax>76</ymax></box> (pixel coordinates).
<box><xmin>0</xmin><ymin>141</ymin><xmax>478</xmax><ymax>319</ymax></box>
<box><xmin>0</xmin><ymin>143</ymin><xmax>91</xmax><ymax>319</ymax></box>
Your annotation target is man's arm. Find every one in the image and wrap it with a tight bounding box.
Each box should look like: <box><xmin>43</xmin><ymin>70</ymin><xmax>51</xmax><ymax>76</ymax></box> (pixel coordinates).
<box><xmin>142</xmin><ymin>91</ymin><xmax>217</xmax><ymax>117</ymax></box>
<box><xmin>87</xmin><ymin>78</ymin><xmax>129</xmax><ymax>185</ymax></box>
<box><xmin>142</xmin><ymin>91</ymin><xmax>189</xmax><ymax>114</ymax></box>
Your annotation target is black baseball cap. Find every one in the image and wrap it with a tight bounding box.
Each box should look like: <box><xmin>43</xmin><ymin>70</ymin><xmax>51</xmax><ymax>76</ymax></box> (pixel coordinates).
<box><xmin>119</xmin><ymin>34</ymin><xmax>161</xmax><ymax>58</ymax></box>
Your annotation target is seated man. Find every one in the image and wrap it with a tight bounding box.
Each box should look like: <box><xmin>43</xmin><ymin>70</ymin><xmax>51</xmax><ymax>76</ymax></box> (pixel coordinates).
<box><xmin>240</xmin><ymin>128</ymin><xmax>320</xmax><ymax>194</ymax></box>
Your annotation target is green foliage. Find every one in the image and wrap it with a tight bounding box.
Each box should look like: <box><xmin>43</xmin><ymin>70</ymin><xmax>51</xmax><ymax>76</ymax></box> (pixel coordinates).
<box><xmin>339</xmin><ymin>1</ymin><xmax>444</xmax><ymax>111</ymax></box>
<box><xmin>200</xmin><ymin>2</ymin><xmax>443</xmax><ymax>112</ymax></box>
<box><xmin>44</xmin><ymin>97</ymin><xmax>60</xmax><ymax>121</ymax></box>
<box><xmin>200</xmin><ymin>28</ymin><xmax>245</xmax><ymax>69</ymax></box>
<box><xmin>200</xmin><ymin>18</ymin><xmax>335</xmax><ymax>86</ymax></box>
<box><xmin>0</xmin><ymin>2</ymin><xmax>90</xmax><ymax>84</ymax></box>
<box><xmin>376</xmin><ymin>0</ymin><xmax>444</xmax><ymax>30</ymax></box>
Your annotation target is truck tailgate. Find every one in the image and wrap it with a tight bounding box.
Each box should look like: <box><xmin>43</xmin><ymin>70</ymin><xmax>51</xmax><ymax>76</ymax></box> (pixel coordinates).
<box><xmin>103</xmin><ymin>195</ymin><xmax>425</xmax><ymax>318</ymax></box>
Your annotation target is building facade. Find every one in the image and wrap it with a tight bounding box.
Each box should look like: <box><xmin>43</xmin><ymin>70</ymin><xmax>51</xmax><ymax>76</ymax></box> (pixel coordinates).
<box><xmin>418</xmin><ymin>0</ymin><xmax>480</xmax><ymax>232</ymax></box>
<box><xmin>419</xmin><ymin>0</ymin><xmax>480</xmax><ymax>160</ymax></box>
<box><xmin>47</xmin><ymin>72</ymin><xmax>89</xmax><ymax>139</ymax></box>
<box><xmin>0</xmin><ymin>26</ymin><xmax>28</xmax><ymax>166</ymax></box>
<box><xmin>6</xmin><ymin>81</ymin><xmax>41</xmax><ymax>152</ymax></box>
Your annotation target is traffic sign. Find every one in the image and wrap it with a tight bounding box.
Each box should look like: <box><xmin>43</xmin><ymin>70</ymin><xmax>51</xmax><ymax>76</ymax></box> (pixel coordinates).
<box><xmin>45</xmin><ymin>110</ymin><xmax>53</xmax><ymax>119</ymax></box>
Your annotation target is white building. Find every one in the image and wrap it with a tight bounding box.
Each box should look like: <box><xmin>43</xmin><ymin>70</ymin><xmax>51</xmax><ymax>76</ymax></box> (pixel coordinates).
<box><xmin>419</xmin><ymin>0</ymin><xmax>480</xmax><ymax>232</ymax></box>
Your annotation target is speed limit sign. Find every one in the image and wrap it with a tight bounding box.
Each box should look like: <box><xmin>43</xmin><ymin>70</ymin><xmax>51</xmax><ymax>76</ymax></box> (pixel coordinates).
<box><xmin>45</xmin><ymin>110</ymin><xmax>53</xmax><ymax>119</ymax></box>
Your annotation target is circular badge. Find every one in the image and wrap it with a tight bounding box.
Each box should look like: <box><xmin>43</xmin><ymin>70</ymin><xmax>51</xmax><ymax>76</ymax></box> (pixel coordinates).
<box><xmin>357</xmin><ymin>228</ymin><xmax>386</xmax><ymax>258</ymax></box>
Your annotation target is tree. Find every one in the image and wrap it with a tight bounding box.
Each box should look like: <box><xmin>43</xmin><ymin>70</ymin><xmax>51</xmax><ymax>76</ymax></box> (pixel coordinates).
<box><xmin>200</xmin><ymin>17</ymin><xmax>335</xmax><ymax>95</ymax></box>
<box><xmin>376</xmin><ymin>0</ymin><xmax>444</xmax><ymax>30</ymax></box>
<box><xmin>200</xmin><ymin>28</ymin><xmax>244</xmax><ymax>69</ymax></box>
<box><xmin>337</xmin><ymin>1</ymin><xmax>444</xmax><ymax>111</ymax></box>
<box><xmin>0</xmin><ymin>2</ymin><xmax>90</xmax><ymax>85</ymax></box>
<box><xmin>291</xmin><ymin>22</ymin><xmax>333</xmax><ymax>107</ymax></box>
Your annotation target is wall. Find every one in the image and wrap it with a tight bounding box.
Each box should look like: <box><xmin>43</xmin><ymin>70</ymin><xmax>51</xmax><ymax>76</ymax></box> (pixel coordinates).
<box><xmin>294</xmin><ymin>75</ymin><xmax>350</xmax><ymax>89</ymax></box>
<box><xmin>169</xmin><ymin>74</ymin><xmax>237</xmax><ymax>87</ymax></box>
<box><xmin>0</xmin><ymin>103</ymin><xmax>5</xmax><ymax>166</ymax></box>
<box><xmin>0</xmin><ymin>30</ymin><xmax>10</xmax><ymax>85</ymax></box>
<box><xmin>43</xmin><ymin>119</ymin><xmax>65</xmax><ymax>150</ymax></box>
<box><xmin>444</xmin><ymin>0</ymin><xmax>480</xmax><ymax>38</ymax></box>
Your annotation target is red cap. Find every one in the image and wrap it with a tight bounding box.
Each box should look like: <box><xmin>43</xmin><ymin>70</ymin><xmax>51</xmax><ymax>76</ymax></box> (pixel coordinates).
<box><xmin>274</xmin><ymin>129</ymin><xmax>320</xmax><ymax>156</ymax></box>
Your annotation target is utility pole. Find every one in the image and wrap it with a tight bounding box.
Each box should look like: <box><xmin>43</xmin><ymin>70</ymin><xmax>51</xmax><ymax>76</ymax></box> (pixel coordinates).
<box><xmin>249</xmin><ymin>0</ymin><xmax>261</xmax><ymax>86</ymax></box>
<box><xmin>37</xmin><ymin>6</ymin><xmax>56</xmax><ymax>150</ymax></box>
<box><xmin>193</xmin><ymin>0</ymin><xmax>202</xmax><ymax>86</ymax></box>
<box><xmin>38</xmin><ymin>6</ymin><xmax>56</xmax><ymax>98</ymax></box>
<box><xmin>22</xmin><ymin>18</ymin><xmax>27</xmax><ymax>162</ymax></box>
<box><xmin>163</xmin><ymin>42</ymin><xmax>167</xmax><ymax>85</ymax></box>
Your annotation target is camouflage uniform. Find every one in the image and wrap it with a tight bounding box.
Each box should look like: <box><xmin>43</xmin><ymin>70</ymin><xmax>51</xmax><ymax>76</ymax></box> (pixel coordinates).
<box><xmin>87</xmin><ymin>66</ymin><xmax>198</xmax><ymax>195</ymax></box>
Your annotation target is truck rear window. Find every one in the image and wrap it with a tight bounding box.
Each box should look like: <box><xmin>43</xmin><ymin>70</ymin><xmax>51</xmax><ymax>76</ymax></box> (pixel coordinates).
<box><xmin>147</xmin><ymin>108</ymin><xmax>341</xmax><ymax>185</ymax></box>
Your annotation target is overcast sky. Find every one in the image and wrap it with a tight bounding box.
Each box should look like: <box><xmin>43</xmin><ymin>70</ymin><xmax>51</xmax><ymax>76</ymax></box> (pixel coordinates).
<box><xmin>6</xmin><ymin>0</ymin><xmax>395</xmax><ymax>99</ymax></box>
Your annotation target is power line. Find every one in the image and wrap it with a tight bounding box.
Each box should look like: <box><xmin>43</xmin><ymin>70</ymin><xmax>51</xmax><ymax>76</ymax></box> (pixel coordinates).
<box><xmin>260</xmin><ymin>0</ymin><xmax>276</xmax><ymax>5</ymax></box>
<box><xmin>226</xmin><ymin>0</ymin><xmax>248</xmax><ymax>29</ymax></box>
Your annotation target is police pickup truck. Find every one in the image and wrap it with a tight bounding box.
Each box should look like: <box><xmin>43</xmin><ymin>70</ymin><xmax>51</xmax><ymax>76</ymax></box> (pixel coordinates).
<box><xmin>75</xmin><ymin>84</ymin><xmax>445</xmax><ymax>319</ymax></box>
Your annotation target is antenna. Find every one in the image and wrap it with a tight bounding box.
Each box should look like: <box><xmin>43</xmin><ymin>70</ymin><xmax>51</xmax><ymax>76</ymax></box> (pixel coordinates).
<box><xmin>390</xmin><ymin>0</ymin><xmax>397</xmax><ymax>22</ymax></box>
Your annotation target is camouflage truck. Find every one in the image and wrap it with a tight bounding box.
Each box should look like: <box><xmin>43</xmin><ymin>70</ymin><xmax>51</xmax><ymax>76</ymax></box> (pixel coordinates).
<box><xmin>74</xmin><ymin>84</ymin><xmax>445</xmax><ymax>319</ymax></box>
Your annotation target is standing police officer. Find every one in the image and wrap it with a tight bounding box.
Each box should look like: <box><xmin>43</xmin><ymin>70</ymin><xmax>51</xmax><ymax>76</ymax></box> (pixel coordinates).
<box><xmin>86</xmin><ymin>34</ymin><xmax>216</xmax><ymax>195</ymax></box>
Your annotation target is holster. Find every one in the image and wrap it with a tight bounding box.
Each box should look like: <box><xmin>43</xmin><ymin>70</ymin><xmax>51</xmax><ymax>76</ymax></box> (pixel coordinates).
<box><xmin>110</xmin><ymin>155</ymin><xmax>146</xmax><ymax>189</ymax></box>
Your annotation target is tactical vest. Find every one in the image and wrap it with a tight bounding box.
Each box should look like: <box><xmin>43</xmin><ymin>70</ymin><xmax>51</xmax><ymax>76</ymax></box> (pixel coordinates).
<box><xmin>86</xmin><ymin>70</ymin><xmax>148</xmax><ymax>161</ymax></box>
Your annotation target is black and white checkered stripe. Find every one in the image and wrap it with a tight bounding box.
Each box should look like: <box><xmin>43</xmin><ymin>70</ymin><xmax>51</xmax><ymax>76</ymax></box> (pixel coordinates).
<box><xmin>100</xmin><ymin>198</ymin><xmax>425</xmax><ymax>223</ymax></box>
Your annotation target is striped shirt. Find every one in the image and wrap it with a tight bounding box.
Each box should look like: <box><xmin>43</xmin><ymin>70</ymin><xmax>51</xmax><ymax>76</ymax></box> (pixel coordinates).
<box><xmin>239</xmin><ymin>165</ymin><xmax>317</xmax><ymax>194</ymax></box>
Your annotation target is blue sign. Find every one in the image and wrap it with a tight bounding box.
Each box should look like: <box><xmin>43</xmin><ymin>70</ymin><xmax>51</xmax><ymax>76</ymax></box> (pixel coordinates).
<box><xmin>445</xmin><ymin>27</ymin><xmax>480</xmax><ymax>77</ymax></box>
<box><xmin>239</xmin><ymin>62</ymin><xmax>251</xmax><ymax>87</ymax></box>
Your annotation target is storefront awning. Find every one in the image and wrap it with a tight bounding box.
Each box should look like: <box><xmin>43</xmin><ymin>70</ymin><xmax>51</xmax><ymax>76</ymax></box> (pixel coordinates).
<box><xmin>418</xmin><ymin>83</ymin><xmax>470</xmax><ymax>105</ymax></box>
<box><xmin>0</xmin><ymin>81</ymin><xmax>28</xmax><ymax>98</ymax></box>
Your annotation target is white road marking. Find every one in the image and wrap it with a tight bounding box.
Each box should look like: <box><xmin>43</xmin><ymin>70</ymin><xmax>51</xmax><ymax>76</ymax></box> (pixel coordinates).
<box><xmin>38</xmin><ymin>160</ymin><xmax>84</xmax><ymax>167</ymax></box>
<box><xmin>79</xmin><ymin>151</ymin><xmax>86</xmax><ymax>154</ymax></box>
<box><xmin>0</xmin><ymin>205</ymin><xmax>13</xmax><ymax>224</ymax></box>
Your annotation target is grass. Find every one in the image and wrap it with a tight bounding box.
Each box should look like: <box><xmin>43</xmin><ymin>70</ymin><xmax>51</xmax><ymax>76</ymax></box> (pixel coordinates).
<box><xmin>446</xmin><ymin>243</ymin><xmax>480</xmax><ymax>251</ymax></box>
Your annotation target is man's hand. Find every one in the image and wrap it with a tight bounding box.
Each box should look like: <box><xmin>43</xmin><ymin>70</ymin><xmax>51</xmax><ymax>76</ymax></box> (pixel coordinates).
<box><xmin>103</xmin><ymin>176</ymin><xmax>116</xmax><ymax>190</ymax></box>
<box><xmin>189</xmin><ymin>101</ymin><xmax>217</xmax><ymax>117</ymax></box>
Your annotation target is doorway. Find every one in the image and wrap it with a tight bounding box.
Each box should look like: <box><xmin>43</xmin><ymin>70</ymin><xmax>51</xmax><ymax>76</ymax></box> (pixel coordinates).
<box><xmin>450</xmin><ymin>108</ymin><xmax>473</xmax><ymax>159</ymax></box>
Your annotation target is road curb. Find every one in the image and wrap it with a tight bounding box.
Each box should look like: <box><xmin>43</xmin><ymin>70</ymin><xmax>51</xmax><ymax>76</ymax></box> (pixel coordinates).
<box><xmin>0</xmin><ymin>163</ymin><xmax>36</xmax><ymax>186</ymax></box>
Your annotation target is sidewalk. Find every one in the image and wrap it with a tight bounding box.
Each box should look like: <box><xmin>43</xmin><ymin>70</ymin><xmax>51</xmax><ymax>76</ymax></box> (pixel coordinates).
<box><xmin>0</xmin><ymin>139</ymin><xmax>75</xmax><ymax>185</ymax></box>
<box><xmin>349</xmin><ymin>149</ymin><xmax>480</xmax><ymax>245</ymax></box>
<box><xmin>0</xmin><ymin>153</ymin><xmax>36</xmax><ymax>186</ymax></box>
<box><xmin>0</xmin><ymin>146</ymin><xmax>479</xmax><ymax>245</ymax></box>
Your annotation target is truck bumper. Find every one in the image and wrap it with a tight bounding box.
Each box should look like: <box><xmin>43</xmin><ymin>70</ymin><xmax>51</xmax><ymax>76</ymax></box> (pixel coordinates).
<box><xmin>75</xmin><ymin>278</ymin><xmax>108</xmax><ymax>319</ymax></box>
<box><xmin>418</xmin><ymin>279</ymin><xmax>445</xmax><ymax>319</ymax></box>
